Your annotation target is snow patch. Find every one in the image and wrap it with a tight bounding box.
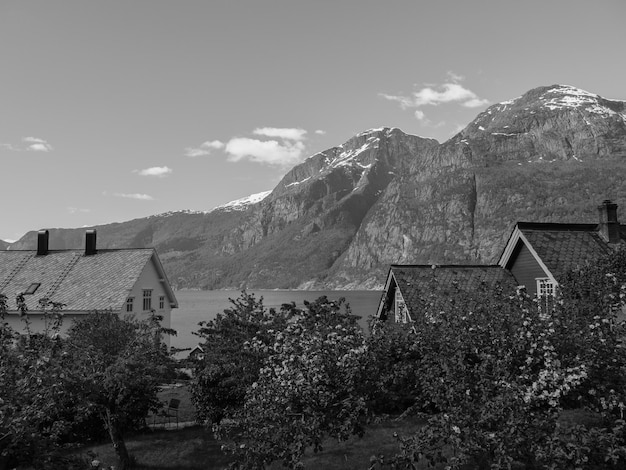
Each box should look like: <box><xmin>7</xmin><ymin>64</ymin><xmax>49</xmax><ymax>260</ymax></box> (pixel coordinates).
<box><xmin>286</xmin><ymin>177</ymin><xmax>311</xmax><ymax>188</ymax></box>
<box><xmin>214</xmin><ymin>190</ymin><xmax>271</xmax><ymax>211</ymax></box>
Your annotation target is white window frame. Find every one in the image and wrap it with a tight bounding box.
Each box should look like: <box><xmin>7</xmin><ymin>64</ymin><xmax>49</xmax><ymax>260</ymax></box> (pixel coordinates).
<box><xmin>143</xmin><ymin>289</ymin><xmax>153</xmax><ymax>311</ymax></box>
<box><xmin>159</xmin><ymin>295</ymin><xmax>165</xmax><ymax>310</ymax></box>
<box><xmin>126</xmin><ymin>297</ymin><xmax>134</xmax><ymax>312</ymax></box>
<box><xmin>536</xmin><ymin>278</ymin><xmax>555</xmax><ymax>297</ymax></box>
<box><xmin>394</xmin><ymin>289</ymin><xmax>410</xmax><ymax>323</ymax></box>
<box><xmin>536</xmin><ymin>278</ymin><xmax>556</xmax><ymax>311</ymax></box>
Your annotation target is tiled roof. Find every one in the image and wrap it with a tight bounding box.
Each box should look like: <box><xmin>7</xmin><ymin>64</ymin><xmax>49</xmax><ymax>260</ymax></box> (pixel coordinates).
<box><xmin>0</xmin><ymin>249</ymin><xmax>155</xmax><ymax>312</ymax></box>
<box><xmin>390</xmin><ymin>265</ymin><xmax>518</xmax><ymax>317</ymax></box>
<box><xmin>517</xmin><ymin>223</ymin><xmax>623</xmax><ymax>278</ymax></box>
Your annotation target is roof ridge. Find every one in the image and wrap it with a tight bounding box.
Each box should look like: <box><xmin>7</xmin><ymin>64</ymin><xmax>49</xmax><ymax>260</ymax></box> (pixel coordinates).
<box><xmin>0</xmin><ymin>253</ymin><xmax>34</xmax><ymax>293</ymax></box>
<box><xmin>391</xmin><ymin>264</ymin><xmax>503</xmax><ymax>268</ymax></box>
<box><xmin>517</xmin><ymin>222</ymin><xmax>599</xmax><ymax>231</ymax></box>
<box><xmin>42</xmin><ymin>252</ymin><xmax>82</xmax><ymax>300</ymax></box>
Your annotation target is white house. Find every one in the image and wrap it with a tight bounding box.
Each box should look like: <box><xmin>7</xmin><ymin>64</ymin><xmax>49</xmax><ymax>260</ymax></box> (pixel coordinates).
<box><xmin>0</xmin><ymin>230</ymin><xmax>178</xmax><ymax>345</ymax></box>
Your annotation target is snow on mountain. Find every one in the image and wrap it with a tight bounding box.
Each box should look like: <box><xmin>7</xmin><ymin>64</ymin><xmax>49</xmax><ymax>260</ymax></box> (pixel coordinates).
<box><xmin>214</xmin><ymin>190</ymin><xmax>272</xmax><ymax>212</ymax></box>
<box><xmin>539</xmin><ymin>85</ymin><xmax>621</xmax><ymax>116</ymax></box>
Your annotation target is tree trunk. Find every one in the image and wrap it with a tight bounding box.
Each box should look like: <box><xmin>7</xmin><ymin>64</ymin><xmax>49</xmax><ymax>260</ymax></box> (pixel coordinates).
<box><xmin>104</xmin><ymin>408</ymin><xmax>131</xmax><ymax>470</ymax></box>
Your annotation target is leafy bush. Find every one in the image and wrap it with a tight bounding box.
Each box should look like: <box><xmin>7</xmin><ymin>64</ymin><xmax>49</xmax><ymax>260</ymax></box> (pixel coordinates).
<box><xmin>373</xmin><ymin>250</ymin><xmax>626</xmax><ymax>469</ymax></box>
<box><xmin>190</xmin><ymin>291</ymin><xmax>293</xmax><ymax>424</ymax></box>
<box><xmin>218</xmin><ymin>296</ymin><xmax>368</xmax><ymax>469</ymax></box>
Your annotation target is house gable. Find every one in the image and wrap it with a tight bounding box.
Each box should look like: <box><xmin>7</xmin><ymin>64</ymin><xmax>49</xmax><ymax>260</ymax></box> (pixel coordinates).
<box><xmin>499</xmin><ymin>226</ymin><xmax>556</xmax><ymax>297</ymax></box>
<box><xmin>498</xmin><ymin>219</ymin><xmax>622</xmax><ymax>296</ymax></box>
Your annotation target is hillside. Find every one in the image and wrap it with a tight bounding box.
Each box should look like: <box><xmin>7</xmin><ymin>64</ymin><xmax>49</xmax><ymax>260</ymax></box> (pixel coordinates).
<box><xmin>7</xmin><ymin>85</ymin><xmax>626</xmax><ymax>290</ymax></box>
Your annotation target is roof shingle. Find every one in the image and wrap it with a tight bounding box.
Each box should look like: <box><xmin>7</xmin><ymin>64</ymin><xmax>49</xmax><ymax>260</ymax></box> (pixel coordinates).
<box><xmin>517</xmin><ymin>222</ymin><xmax>623</xmax><ymax>279</ymax></box>
<box><xmin>390</xmin><ymin>265</ymin><xmax>518</xmax><ymax>317</ymax></box>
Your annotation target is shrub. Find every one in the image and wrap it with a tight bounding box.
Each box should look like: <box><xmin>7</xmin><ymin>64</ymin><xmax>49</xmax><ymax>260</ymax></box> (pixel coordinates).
<box><xmin>219</xmin><ymin>296</ymin><xmax>368</xmax><ymax>469</ymax></box>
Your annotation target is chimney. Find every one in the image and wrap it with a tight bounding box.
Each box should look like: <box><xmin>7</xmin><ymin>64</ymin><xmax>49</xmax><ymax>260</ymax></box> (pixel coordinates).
<box><xmin>85</xmin><ymin>229</ymin><xmax>97</xmax><ymax>256</ymax></box>
<box><xmin>597</xmin><ymin>200</ymin><xmax>621</xmax><ymax>244</ymax></box>
<box><xmin>37</xmin><ymin>230</ymin><xmax>49</xmax><ymax>255</ymax></box>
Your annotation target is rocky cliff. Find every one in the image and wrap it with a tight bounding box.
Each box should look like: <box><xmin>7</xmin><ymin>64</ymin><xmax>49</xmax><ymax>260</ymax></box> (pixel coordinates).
<box><xmin>7</xmin><ymin>85</ymin><xmax>626</xmax><ymax>289</ymax></box>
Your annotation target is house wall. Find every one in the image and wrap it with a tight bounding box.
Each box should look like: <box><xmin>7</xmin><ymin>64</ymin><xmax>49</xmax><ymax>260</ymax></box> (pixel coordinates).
<box><xmin>2</xmin><ymin>312</ymin><xmax>100</xmax><ymax>337</ymax></box>
<box><xmin>508</xmin><ymin>242</ymin><xmax>548</xmax><ymax>297</ymax></box>
<box><xmin>126</xmin><ymin>257</ymin><xmax>173</xmax><ymax>347</ymax></box>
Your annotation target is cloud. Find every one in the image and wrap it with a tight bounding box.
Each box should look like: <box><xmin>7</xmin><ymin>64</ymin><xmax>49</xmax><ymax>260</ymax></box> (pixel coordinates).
<box><xmin>380</xmin><ymin>74</ymin><xmax>489</xmax><ymax>113</ymax></box>
<box><xmin>315</xmin><ymin>129</ymin><xmax>327</xmax><ymax>135</ymax></box>
<box><xmin>113</xmin><ymin>192</ymin><xmax>154</xmax><ymax>201</ymax></box>
<box><xmin>446</xmin><ymin>71</ymin><xmax>465</xmax><ymax>83</ymax></box>
<box><xmin>1</xmin><ymin>137</ymin><xmax>53</xmax><ymax>152</ymax></box>
<box><xmin>67</xmin><ymin>207</ymin><xmax>91</xmax><ymax>214</ymax></box>
<box><xmin>184</xmin><ymin>139</ymin><xmax>224</xmax><ymax>157</ymax></box>
<box><xmin>135</xmin><ymin>166</ymin><xmax>173</xmax><ymax>177</ymax></box>
<box><xmin>23</xmin><ymin>136</ymin><xmax>47</xmax><ymax>144</ymax></box>
<box><xmin>414</xmin><ymin>110</ymin><xmax>427</xmax><ymax>121</ymax></box>
<box><xmin>253</xmin><ymin>127</ymin><xmax>307</xmax><ymax>141</ymax></box>
<box><xmin>0</xmin><ymin>143</ymin><xmax>19</xmax><ymax>151</ymax></box>
<box><xmin>225</xmin><ymin>137</ymin><xmax>305</xmax><ymax>166</ymax></box>
<box><xmin>23</xmin><ymin>136</ymin><xmax>53</xmax><ymax>152</ymax></box>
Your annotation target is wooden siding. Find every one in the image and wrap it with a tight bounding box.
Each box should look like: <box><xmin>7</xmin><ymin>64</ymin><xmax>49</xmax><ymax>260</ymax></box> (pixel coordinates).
<box><xmin>508</xmin><ymin>241</ymin><xmax>548</xmax><ymax>296</ymax></box>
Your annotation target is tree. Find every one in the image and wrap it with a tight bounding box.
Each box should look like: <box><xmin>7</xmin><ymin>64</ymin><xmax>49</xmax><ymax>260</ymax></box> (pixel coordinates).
<box><xmin>190</xmin><ymin>291</ymin><xmax>293</xmax><ymax>424</ymax></box>
<box><xmin>220</xmin><ymin>296</ymin><xmax>368</xmax><ymax>469</ymax></box>
<box><xmin>0</xmin><ymin>296</ymin><xmax>75</xmax><ymax>470</ymax></box>
<box><xmin>65</xmin><ymin>311</ymin><xmax>174</xmax><ymax>470</ymax></box>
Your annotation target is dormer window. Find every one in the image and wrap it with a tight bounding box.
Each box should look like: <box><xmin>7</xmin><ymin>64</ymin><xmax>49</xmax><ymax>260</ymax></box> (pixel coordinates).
<box><xmin>24</xmin><ymin>283</ymin><xmax>41</xmax><ymax>295</ymax></box>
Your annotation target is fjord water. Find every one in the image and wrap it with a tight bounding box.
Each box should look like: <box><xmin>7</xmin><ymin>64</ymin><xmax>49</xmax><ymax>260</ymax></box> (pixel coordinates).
<box><xmin>171</xmin><ymin>290</ymin><xmax>382</xmax><ymax>350</ymax></box>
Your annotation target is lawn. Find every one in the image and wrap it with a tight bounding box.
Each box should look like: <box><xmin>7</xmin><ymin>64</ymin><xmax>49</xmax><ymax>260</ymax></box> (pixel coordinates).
<box><xmin>74</xmin><ymin>417</ymin><xmax>427</xmax><ymax>470</ymax></box>
<box><xmin>148</xmin><ymin>382</ymin><xmax>197</xmax><ymax>428</ymax></box>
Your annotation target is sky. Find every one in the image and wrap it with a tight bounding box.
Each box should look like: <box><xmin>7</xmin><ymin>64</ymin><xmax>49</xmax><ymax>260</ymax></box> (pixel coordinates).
<box><xmin>1</xmin><ymin>0</ymin><xmax>625</xmax><ymax>242</ymax></box>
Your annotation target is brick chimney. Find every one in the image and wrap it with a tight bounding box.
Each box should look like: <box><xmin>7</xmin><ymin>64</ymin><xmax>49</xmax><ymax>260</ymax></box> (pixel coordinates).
<box><xmin>37</xmin><ymin>230</ymin><xmax>49</xmax><ymax>255</ymax></box>
<box><xmin>597</xmin><ymin>200</ymin><xmax>621</xmax><ymax>244</ymax></box>
<box><xmin>85</xmin><ymin>229</ymin><xmax>97</xmax><ymax>256</ymax></box>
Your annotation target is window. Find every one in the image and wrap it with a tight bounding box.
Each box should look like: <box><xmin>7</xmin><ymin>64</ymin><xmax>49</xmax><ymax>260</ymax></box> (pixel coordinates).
<box><xmin>537</xmin><ymin>278</ymin><xmax>555</xmax><ymax>297</ymax></box>
<box><xmin>24</xmin><ymin>283</ymin><xmax>41</xmax><ymax>295</ymax></box>
<box><xmin>143</xmin><ymin>289</ymin><xmax>152</xmax><ymax>311</ymax></box>
<box><xmin>536</xmin><ymin>278</ymin><xmax>556</xmax><ymax>310</ymax></box>
<box><xmin>394</xmin><ymin>289</ymin><xmax>410</xmax><ymax>323</ymax></box>
<box><xmin>159</xmin><ymin>296</ymin><xmax>165</xmax><ymax>310</ymax></box>
<box><xmin>126</xmin><ymin>297</ymin><xmax>134</xmax><ymax>312</ymax></box>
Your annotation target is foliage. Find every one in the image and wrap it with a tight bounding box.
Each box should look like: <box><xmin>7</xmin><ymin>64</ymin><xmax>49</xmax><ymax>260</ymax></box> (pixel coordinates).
<box><xmin>190</xmin><ymin>291</ymin><xmax>293</xmax><ymax>424</ymax></box>
<box><xmin>219</xmin><ymin>296</ymin><xmax>368</xmax><ymax>469</ymax></box>
<box><xmin>370</xmin><ymin>249</ymin><xmax>626</xmax><ymax>469</ymax></box>
<box><xmin>65</xmin><ymin>311</ymin><xmax>174</xmax><ymax>470</ymax></box>
<box><xmin>0</xmin><ymin>295</ymin><xmax>76</xmax><ymax>469</ymax></box>
<box><xmin>362</xmin><ymin>321</ymin><xmax>423</xmax><ymax>415</ymax></box>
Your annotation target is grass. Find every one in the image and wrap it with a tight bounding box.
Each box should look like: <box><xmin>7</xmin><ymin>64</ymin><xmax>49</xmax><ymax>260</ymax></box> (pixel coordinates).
<box><xmin>75</xmin><ymin>416</ymin><xmax>426</xmax><ymax>470</ymax></box>
<box><xmin>76</xmin><ymin>426</ymin><xmax>231</xmax><ymax>470</ymax></box>
<box><xmin>148</xmin><ymin>382</ymin><xmax>197</xmax><ymax>428</ymax></box>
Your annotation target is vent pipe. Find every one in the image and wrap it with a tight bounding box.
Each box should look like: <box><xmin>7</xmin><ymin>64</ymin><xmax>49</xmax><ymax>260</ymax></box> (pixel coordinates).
<box><xmin>597</xmin><ymin>200</ymin><xmax>620</xmax><ymax>244</ymax></box>
<box><xmin>37</xmin><ymin>230</ymin><xmax>49</xmax><ymax>256</ymax></box>
<box><xmin>85</xmin><ymin>230</ymin><xmax>97</xmax><ymax>256</ymax></box>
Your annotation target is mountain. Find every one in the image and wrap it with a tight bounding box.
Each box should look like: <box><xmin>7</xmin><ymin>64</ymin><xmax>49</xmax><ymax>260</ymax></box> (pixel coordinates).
<box><xmin>8</xmin><ymin>85</ymin><xmax>626</xmax><ymax>289</ymax></box>
<box><xmin>0</xmin><ymin>240</ymin><xmax>10</xmax><ymax>250</ymax></box>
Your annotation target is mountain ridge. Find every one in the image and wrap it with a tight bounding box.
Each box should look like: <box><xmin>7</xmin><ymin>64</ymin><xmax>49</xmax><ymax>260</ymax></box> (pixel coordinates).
<box><xmin>6</xmin><ymin>85</ymin><xmax>626</xmax><ymax>290</ymax></box>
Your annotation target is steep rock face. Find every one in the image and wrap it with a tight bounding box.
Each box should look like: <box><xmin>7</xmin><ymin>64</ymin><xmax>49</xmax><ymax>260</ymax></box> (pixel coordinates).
<box><xmin>327</xmin><ymin>85</ymin><xmax>626</xmax><ymax>288</ymax></box>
